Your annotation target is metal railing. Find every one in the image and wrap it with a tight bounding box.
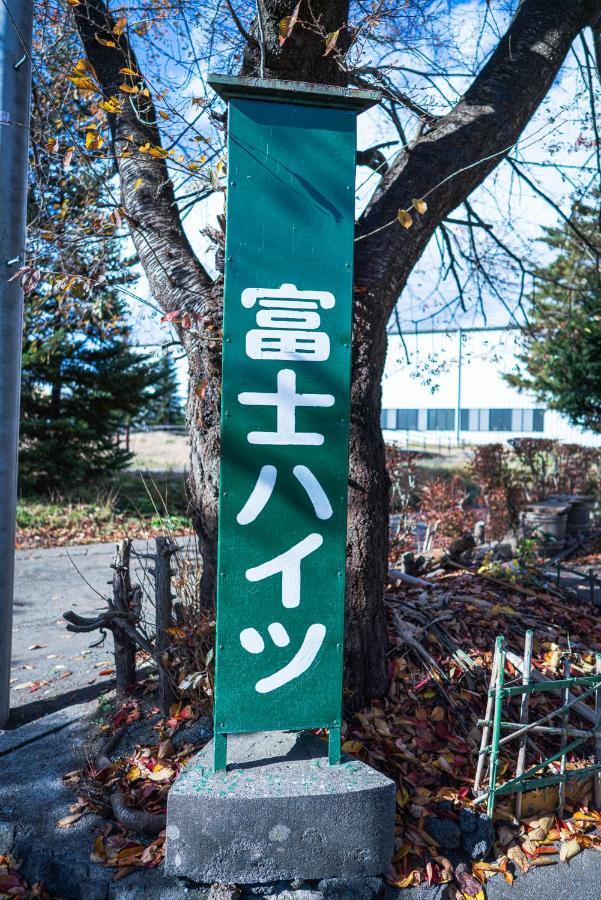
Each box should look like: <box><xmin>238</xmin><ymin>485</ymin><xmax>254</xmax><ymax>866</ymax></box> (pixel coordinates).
<box><xmin>474</xmin><ymin>633</ymin><xmax>601</xmax><ymax>818</ymax></box>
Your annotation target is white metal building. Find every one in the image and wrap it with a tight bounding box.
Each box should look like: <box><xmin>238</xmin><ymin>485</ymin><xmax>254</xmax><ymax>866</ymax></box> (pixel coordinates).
<box><xmin>381</xmin><ymin>327</ymin><xmax>601</xmax><ymax>448</ymax></box>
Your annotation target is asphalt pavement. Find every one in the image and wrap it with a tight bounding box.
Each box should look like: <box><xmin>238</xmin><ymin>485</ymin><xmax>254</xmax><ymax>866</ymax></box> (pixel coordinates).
<box><xmin>9</xmin><ymin>540</ymin><xmax>163</xmax><ymax>724</ymax></box>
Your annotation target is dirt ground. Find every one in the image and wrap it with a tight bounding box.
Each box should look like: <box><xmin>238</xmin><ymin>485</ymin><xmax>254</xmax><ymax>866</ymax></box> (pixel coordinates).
<box><xmin>128</xmin><ymin>431</ymin><xmax>472</xmax><ymax>475</ymax></box>
<box><xmin>128</xmin><ymin>430</ymin><xmax>189</xmax><ymax>471</ymax></box>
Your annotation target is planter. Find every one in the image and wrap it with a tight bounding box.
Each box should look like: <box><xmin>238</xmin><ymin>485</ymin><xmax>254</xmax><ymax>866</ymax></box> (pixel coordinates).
<box><xmin>547</xmin><ymin>494</ymin><xmax>595</xmax><ymax>536</ymax></box>
<box><xmin>521</xmin><ymin>503</ymin><xmax>568</xmax><ymax>553</ymax></box>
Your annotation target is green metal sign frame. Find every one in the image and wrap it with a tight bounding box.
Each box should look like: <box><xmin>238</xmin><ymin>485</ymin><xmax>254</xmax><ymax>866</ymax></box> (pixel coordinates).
<box><xmin>209</xmin><ymin>75</ymin><xmax>379</xmax><ymax>770</ymax></box>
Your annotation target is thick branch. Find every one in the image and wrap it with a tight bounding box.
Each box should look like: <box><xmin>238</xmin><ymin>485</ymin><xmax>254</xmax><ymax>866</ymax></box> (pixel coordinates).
<box><xmin>357</xmin><ymin>0</ymin><xmax>601</xmax><ymax>309</ymax></box>
<box><xmin>241</xmin><ymin>0</ymin><xmax>351</xmax><ymax>84</ymax></box>
<box><xmin>73</xmin><ymin>1</ymin><xmax>213</xmax><ymax>315</ymax></box>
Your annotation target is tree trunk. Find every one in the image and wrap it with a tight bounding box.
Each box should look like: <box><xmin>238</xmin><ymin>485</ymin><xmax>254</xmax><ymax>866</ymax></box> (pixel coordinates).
<box><xmin>74</xmin><ymin>0</ymin><xmax>601</xmax><ymax>714</ymax></box>
<box><xmin>344</xmin><ymin>287</ymin><xmax>391</xmax><ymax>709</ymax></box>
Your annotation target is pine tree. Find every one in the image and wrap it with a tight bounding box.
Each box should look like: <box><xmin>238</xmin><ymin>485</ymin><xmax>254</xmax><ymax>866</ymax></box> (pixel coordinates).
<box><xmin>20</xmin><ymin>54</ymin><xmax>172</xmax><ymax>491</ymax></box>
<box><xmin>507</xmin><ymin>197</ymin><xmax>601</xmax><ymax>432</ymax></box>
<box><xmin>141</xmin><ymin>352</ymin><xmax>184</xmax><ymax>428</ymax></box>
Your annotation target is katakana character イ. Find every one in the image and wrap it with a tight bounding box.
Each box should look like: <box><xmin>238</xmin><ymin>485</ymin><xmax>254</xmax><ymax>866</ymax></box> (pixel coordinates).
<box><xmin>245</xmin><ymin>533</ymin><xmax>322</xmax><ymax>608</ymax></box>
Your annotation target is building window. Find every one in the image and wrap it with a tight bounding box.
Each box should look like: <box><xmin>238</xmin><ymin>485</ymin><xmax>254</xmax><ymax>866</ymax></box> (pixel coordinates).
<box><xmin>533</xmin><ymin>409</ymin><xmax>545</xmax><ymax>432</ymax></box>
<box><xmin>460</xmin><ymin>409</ymin><xmax>489</xmax><ymax>431</ymax></box>
<box><xmin>380</xmin><ymin>409</ymin><xmax>396</xmax><ymax>430</ymax></box>
<box><xmin>489</xmin><ymin>409</ymin><xmax>513</xmax><ymax>431</ymax></box>
<box><xmin>396</xmin><ymin>409</ymin><xmax>418</xmax><ymax>430</ymax></box>
<box><xmin>427</xmin><ymin>409</ymin><xmax>455</xmax><ymax>431</ymax></box>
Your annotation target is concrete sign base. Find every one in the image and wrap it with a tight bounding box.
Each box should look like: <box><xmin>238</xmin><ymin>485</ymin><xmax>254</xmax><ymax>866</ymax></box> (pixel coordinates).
<box><xmin>165</xmin><ymin>730</ymin><xmax>395</xmax><ymax>884</ymax></box>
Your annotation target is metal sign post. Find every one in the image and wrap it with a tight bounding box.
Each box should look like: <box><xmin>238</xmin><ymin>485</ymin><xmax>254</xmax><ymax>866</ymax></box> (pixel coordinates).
<box><xmin>208</xmin><ymin>75</ymin><xmax>379</xmax><ymax>770</ymax></box>
<box><xmin>0</xmin><ymin>0</ymin><xmax>34</xmax><ymax>728</ymax></box>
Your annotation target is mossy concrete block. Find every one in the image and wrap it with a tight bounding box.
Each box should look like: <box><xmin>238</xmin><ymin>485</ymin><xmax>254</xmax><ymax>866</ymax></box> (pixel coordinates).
<box><xmin>165</xmin><ymin>731</ymin><xmax>395</xmax><ymax>884</ymax></box>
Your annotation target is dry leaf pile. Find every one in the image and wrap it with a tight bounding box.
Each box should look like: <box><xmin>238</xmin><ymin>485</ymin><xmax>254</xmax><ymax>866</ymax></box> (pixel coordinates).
<box><xmin>63</xmin><ymin>699</ymin><xmax>201</xmax><ymax>879</ymax></box>
<box><xmin>61</xmin><ymin>555</ymin><xmax>601</xmax><ymax>894</ymax></box>
<box><xmin>0</xmin><ymin>852</ymin><xmax>55</xmax><ymax>899</ymax></box>
<box><xmin>344</xmin><ymin>567</ymin><xmax>601</xmax><ymax>893</ymax></box>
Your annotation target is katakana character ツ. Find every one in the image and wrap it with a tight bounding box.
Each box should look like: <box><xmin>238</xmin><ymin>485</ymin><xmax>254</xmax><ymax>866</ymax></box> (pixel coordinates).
<box><xmin>238</xmin><ymin>369</ymin><xmax>334</xmax><ymax>446</ymax></box>
<box><xmin>239</xmin><ymin>621</ymin><xmax>326</xmax><ymax>694</ymax></box>
<box><xmin>236</xmin><ymin>464</ymin><xmax>333</xmax><ymax>525</ymax></box>
<box><xmin>242</xmin><ymin>283</ymin><xmax>334</xmax><ymax>362</ymax></box>
<box><xmin>245</xmin><ymin>532</ymin><xmax>322</xmax><ymax>608</ymax></box>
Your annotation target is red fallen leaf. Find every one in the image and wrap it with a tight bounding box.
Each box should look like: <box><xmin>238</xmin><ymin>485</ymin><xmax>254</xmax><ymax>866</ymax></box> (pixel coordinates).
<box><xmin>98</xmin><ymin>668</ymin><xmax>115</xmax><ymax>676</ymax></box>
<box><xmin>113</xmin><ymin>701</ymin><xmax>140</xmax><ymax>727</ymax></box>
<box><xmin>160</xmin><ymin>309</ymin><xmax>181</xmax><ymax>323</ymax></box>
<box><xmin>0</xmin><ymin>872</ymin><xmax>27</xmax><ymax>890</ymax></box>
<box><xmin>425</xmin><ymin>860</ymin><xmax>440</xmax><ymax>885</ymax></box>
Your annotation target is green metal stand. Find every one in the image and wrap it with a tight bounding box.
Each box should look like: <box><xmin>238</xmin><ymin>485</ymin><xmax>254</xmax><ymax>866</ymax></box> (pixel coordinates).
<box><xmin>474</xmin><ymin>633</ymin><xmax>601</xmax><ymax>817</ymax></box>
<box><xmin>214</xmin><ymin>731</ymin><xmax>227</xmax><ymax>772</ymax></box>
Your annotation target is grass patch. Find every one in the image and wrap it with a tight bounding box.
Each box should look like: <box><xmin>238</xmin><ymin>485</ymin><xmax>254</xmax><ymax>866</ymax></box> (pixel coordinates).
<box><xmin>17</xmin><ymin>470</ymin><xmax>191</xmax><ymax>549</ymax></box>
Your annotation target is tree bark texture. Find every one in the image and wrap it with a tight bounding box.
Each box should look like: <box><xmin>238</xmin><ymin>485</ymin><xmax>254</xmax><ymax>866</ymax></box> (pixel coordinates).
<box><xmin>74</xmin><ymin>0</ymin><xmax>601</xmax><ymax>711</ymax></box>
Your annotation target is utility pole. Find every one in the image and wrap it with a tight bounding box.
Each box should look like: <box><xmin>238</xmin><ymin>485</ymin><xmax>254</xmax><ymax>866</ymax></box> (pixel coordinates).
<box><xmin>455</xmin><ymin>328</ymin><xmax>463</xmax><ymax>447</ymax></box>
<box><xmin>0</xmin><ymin>0</ymin><xmax>34</xmax><ymax>727</ymax></box>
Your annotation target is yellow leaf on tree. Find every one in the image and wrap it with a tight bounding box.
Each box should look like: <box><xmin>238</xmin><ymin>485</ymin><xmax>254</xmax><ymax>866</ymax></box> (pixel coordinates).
<box><xmin>95</xmin><ymin>34</ymin><xmax>116</xmax><ymax>48</ymax></box>
<box><xmin>278</xmin><ymin>1</ymin><xmax>301</xmax><ymax>46</ymax></box>
<box><xmin>138</xmin><ymin>142</ymin><xmax>170</xmax><ymax>159</ymax></box>
<box><xmin>113</xmin><ymin>16</ymin><xmax>127</xmax><ymax>37</ymax></box>
<box><xmin>324</xmin><ymin>29</ymin><xmax>340</xmax><ymax>56</ymax></box>
<box><xmin>85</xmin><ymin>131</ymin><xmax>104</xmax><ymax>151</ymax></box>
<box><xmin>133</xmin><ymin>177</ymin><xmax>143</xmax><ymax>190</ymax></box>
<box><xmin>413</xmin><ymin>197</ymin><xmax>428</xmax><ymax>214</ymax></box>
<box><xmin>119</xmin><ymin>84</ymin><xmax>139</xmax><ymax>94</ymax></box>
<box><xmin>45</xmin><ymin>137</ymin><xmax>58</xmax><ymax>153</ymax></box>
<box><xmin>159</xmin><ymin>110</ymin><xmax>171</xmax><ymax>120</ymax></box>
<box><xmin>397</xmin><ymin>209</ymin><xmax>413</xmax><ymax>229</ymax></box>
<box><xmin>68</xmin><ymin>76</ymin><xmax>98</xmax><ymax>93</ymax></box>
<box><xmin>67</xmin><ymin>0</ymin><xmax>81</xmax><ymax>5</ymax></box>
<box><xmin>73</xmin><ymin>58</ymin><xmax>96</xmax><ymax>76</ymax></box>
<box><xmin>119</xmin><ymin>67</ymin><xmax>139</xmax><ymax>77</ymax></box>
<box><xmin>100</xmin><ymin>96</ymin><xmax>123</xmax><ymax>114</ymax></box>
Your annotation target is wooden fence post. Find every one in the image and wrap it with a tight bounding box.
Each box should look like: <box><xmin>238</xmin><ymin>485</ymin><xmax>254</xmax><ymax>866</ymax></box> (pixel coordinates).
<box><xmin>112</xmin><ymin>539</ymin><xmax>138</xmax><ymax>698</ymax></box>
<box><xmin>155</xmin><ymin>537</ymin><xmax>178</xmax><ymax>716</ymax></box>
<box><xmin>595</xmin><ymin>653</ymin><xmax>601</xmax><ymax>810</ymax></box>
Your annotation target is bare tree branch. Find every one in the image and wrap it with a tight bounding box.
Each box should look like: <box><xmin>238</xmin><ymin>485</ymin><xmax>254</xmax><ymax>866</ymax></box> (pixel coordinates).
<box><xmin>72</xmin><ymin>0</ymin><xmax>214</xmax><ymax>316</ymax></box>
<box><xmin>356</xmin><ymin>0</ymin><xmax>601</xmax><ymax>313</ymax></box>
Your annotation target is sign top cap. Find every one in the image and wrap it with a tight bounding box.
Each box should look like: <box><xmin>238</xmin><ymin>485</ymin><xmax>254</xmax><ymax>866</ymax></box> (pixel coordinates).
<box><xmin>208</xmin><ymin>73</ymin><xmax>380</xmax><ymax>112</ymax></box>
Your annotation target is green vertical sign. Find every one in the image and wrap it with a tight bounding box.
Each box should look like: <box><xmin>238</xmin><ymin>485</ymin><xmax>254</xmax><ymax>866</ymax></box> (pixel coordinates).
<box><xmin>209</xmin><ymin>76</ymin><xmax>379</xmax><ymax>768</ymax></box>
